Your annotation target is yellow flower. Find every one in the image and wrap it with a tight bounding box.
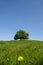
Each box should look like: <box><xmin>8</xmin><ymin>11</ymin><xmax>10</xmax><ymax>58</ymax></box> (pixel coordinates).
<box><xmin>18</xmin><ymin>56</ymin><xmax>24</xmax><ymax>61</ymax></box>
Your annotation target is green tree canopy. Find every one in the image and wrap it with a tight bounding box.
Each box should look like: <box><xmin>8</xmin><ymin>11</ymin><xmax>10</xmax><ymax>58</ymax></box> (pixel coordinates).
<box><xmin>14</xmin><ymin>30</ymin><xmax>29</xmax><ymax>40</ymax></box>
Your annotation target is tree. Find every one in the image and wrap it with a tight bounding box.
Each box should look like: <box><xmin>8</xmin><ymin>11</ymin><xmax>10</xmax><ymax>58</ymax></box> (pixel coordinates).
<box><xmin>14</xmin><ymin>30</ymin><xmax>29</xmax><ymax>40</ymax></box>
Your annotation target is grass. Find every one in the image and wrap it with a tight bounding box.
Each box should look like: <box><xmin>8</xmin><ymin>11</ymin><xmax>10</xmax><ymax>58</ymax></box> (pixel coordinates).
<box><xmin>0</xmin><ymin>40</ymin><xmax>43</xmax><ymax>65</ymax></box>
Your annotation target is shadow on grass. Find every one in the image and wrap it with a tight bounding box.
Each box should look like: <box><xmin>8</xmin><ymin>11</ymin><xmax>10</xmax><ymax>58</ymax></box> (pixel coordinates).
<box><xmin>35</xmin><ymin>58</ymin><xmax>43</xmax><ymax>65</ymax></box>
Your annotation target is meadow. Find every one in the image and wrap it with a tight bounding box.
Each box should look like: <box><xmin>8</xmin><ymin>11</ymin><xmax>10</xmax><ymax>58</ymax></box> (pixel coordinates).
<box><xmin>0</xmin><ymin>40</ymin><xmax>43</xmax><ymax>65</ymax></box>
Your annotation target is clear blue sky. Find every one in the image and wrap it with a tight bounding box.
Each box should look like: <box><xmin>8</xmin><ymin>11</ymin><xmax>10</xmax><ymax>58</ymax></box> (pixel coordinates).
<box><xmin>0</xmin><ymin>0</ymin><xmax>43</xmax><ymax>41</ymax></box>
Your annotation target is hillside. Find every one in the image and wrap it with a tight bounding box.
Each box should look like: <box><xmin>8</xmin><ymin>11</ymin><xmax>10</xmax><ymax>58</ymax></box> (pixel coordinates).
<box><xmin>0</xmin><ymin>40</ymin><xmax>43</xmax><ymax>65</ymax></box>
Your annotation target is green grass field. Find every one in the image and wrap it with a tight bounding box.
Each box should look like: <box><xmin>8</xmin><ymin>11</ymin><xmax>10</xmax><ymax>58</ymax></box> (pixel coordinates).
<box><xmin>0</xmin><ymin>40</ymin><xmax>43</xmax><ymax>65</ymax></box>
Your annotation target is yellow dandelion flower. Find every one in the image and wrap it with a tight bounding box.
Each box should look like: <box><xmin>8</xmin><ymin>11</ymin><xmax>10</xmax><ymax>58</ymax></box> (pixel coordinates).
<box><xmin>18</xmin><ymin>56</ymin><xmax>24</xmax><ymax>61</ymax></box>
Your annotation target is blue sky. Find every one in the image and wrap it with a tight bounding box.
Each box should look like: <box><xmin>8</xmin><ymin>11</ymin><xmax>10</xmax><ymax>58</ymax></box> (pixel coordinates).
<box><xmin>0</xmin><ymin>0</ymin><xmax>43</xmax><ymax>41</ymax></box>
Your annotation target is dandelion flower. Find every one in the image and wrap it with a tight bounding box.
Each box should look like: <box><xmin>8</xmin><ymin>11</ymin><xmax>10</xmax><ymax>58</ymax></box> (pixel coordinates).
<box><xmin>18</xmin><ymin>56</ymin><xmax>24</xmax><ymax>61</ymax></box>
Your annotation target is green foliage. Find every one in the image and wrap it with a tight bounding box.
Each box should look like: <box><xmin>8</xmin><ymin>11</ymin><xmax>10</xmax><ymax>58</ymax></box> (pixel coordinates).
<box><xmin>14</xmin><ymin>30</ymin><xmax>29</xmax><ymax>40</ymax></box>
<box><xmin>0</xmin><ymin>40</ymin><xmax>43</xmax><ymax>65</ymax></box>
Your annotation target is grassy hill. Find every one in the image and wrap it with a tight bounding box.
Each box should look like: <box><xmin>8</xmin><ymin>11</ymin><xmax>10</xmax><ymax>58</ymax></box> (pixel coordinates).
<box><xmin>0</xmin><ymin>40</ymin><xmax>43</xmax><ymax>65</ymax></box>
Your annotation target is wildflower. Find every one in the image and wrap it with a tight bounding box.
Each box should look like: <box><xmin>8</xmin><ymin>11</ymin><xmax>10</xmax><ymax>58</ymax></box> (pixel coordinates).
<box><xmin>18</xmin><ymin>56</ymin><xmax>24</xmax><ymax>61</ymax></box>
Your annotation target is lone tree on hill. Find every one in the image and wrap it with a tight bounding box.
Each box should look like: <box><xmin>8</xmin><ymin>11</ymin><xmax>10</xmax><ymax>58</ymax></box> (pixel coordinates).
<box><xmin>14</xmin><ymin>30</ymin><xmax>29</xmax><ymax>40</ymax></box>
